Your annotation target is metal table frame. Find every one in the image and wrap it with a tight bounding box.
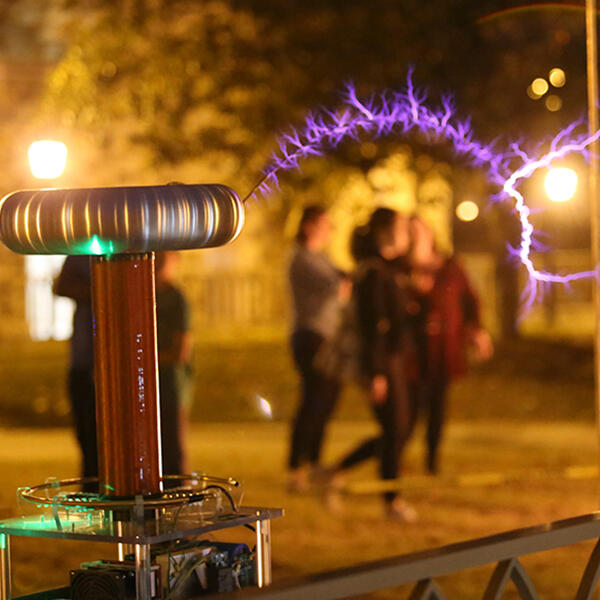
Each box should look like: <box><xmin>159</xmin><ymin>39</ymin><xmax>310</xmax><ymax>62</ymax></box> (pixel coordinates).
<box><xmin>0</xmin><ymin>506</ymin><xmax>282</xmax><ymax>600</ymax></box>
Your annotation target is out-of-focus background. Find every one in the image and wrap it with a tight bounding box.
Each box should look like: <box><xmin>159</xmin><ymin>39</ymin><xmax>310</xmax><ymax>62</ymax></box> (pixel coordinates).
<box><xmin>0</xmin><ymin>1</ymin><xmax>600</xmax><ymax>597</ymax></box>
<box><xmin>0</xmin><ymin>0</ymin><xmax>595</xmax><ymax>426</ymax></box>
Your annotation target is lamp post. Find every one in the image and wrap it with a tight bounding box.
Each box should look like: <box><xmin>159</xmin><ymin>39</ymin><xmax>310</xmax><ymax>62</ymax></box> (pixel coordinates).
<box><xmin>585</xmin><ymin>0</ymin><xmax>600</xmax><ymax>473</ymax></box>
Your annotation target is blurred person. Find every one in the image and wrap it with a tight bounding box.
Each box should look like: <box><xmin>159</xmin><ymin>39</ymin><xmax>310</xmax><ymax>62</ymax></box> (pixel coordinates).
<box><xmin>410</xmin><ymin>216</ymin><xmax>493</xmax><ymax>474</ymax></box>
<box><xmin>54</xmin><ymin>256</ymin><xmax>97</xmax><ymax>489</ymax></box>
<box><xmin>328</xmin><ymin>208</ymin><xmax>417</xmax><ymax>521</ymax></box>
<box><xmin>56</xmin><ymin>253</ymin><xmax>194</xmax><ymax>487</ymax></box>
<box><xmin>288</xmin><ymin>205</ymin><xmax>351</xmax><ymax>492</ymax></box>
<box><xmin>155</xmin><ymin>251</ymin><xmax>193</xmax><ymax>479</ymax></box>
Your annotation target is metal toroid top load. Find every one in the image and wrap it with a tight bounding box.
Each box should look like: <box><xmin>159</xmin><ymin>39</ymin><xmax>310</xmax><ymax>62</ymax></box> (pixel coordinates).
<box><xmin>0</xmin><ymin>184</ymin><xmax>244</xmax><ymax>255</ymax></box>
<box><xmin>0</xmin><ymin>184</ymin><xmax>245</xmax><ymax>499</ymax></box>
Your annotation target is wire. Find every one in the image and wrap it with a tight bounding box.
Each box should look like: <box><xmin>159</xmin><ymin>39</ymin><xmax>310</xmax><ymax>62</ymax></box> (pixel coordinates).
<box><xmin>201</xmin><ymin>485</ymin><xmax>238</xmax><ymax>513</ymax></box>
<box><xmin>241</xmin><ymin>172</ymin><xmax>272</xmax><ymax>204</ymax></box>
<box><xmin>164</xmin><ymin>556</ymin><xmax>208</xmax><ymax>600</ymax></box>
<box><xmin>163</xmin><ymin>484</ymin><xmax>239</xmax><ymax>597</ymax></box>
<box><xmin>232</xmin><ymin>561</ymin><xmax>242</xmax><ymax>590</ymax></box>
<box><xmin>165</xmin><ymin>496</ymin><xmax>203</xmax><ymax>592</ymax></box>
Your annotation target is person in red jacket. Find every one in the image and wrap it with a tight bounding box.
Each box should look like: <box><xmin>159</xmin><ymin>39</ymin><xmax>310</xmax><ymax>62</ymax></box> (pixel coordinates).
<box><xmin>410</xmin><ymin>216</ymin><xmax>493</xmax><ymax>474</ymax></box>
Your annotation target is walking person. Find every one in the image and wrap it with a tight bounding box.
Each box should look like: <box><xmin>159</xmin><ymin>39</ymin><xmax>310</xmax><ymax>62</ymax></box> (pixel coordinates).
<box><xmin>54</xmin><ymin>256</ymin><xmax>97</xmax><ymax>490</ymax></box>
<box><xmin>288</xmin><ymin>205</ymin><xmax>351</xmax><ymax>492</ymax></box>
<box><xmin>328</xmin><ymin>208</ymin><xmax>417</xmax><ymax>521</ymax></box>
<box><xmin>410</xmin><ymin>216</ymin><xmax>493</xmax><ymax>474</ymax></box>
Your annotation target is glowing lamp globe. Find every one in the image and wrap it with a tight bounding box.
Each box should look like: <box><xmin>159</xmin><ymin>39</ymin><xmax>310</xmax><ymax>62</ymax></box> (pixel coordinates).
<box><xmin>456</xmin><ymin>200</ymin><xmax>479</xmax><ymax>222</ymax></box>
<box><xmin>544</xmin><ymin>167</ymin><xmax>577</xmax><ymax>203</ymax></box>
<box><xmin>28</xmin><ymin>140</ymin><xmax>67</xmax><ymax>179</ymax></box>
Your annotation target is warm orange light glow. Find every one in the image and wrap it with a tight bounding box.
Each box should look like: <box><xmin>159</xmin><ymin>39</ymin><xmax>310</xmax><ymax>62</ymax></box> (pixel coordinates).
<box><xmin>531</xmin><ymin>78</ymin><xmax>549</xmax><ymax>96</ymax></box>
<box><xmin>527</xmin><ymin>84</ymin><xmax>542</xmax><ymax>100</ymax></box>
<box><xmin>456</xmin><ymin>200</ymin><xmax>479</xmax><ymax>222</ymax></box>
<box><xmin>549</xmin><ymin>68</ymin><xmax>566</xmax><ymax>88</ymax></box>
<box><xmin>544</xmin><ymin>167</ymin><xmax>577</xmax><ymax>202</ymax></box>
<box><xmin>360</xmin><ymin>141</ymin><xmax>378</xmax><ymax>159</ymax></box>
<box><xmin>545</xmin><ymin>95</ymin><xmax>562</xmax><ymax>112</ymax></box>
<box><xmin>28</xmin><ymin>141</ymin><xmax>67</xmax><ymax>179</ymax></box>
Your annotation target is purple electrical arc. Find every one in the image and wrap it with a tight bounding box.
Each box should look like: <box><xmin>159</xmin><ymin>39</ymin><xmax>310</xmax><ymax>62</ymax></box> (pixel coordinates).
<box><xmin>248</xmin><ymin>69</ymin><xmax>600</xmax><ymax>306</ymax></box>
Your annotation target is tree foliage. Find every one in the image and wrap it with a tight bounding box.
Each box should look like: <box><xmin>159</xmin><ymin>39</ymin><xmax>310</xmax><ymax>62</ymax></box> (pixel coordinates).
<box><xmin>32</xmin><ymin>0</ymin><xmax>592</xmax><ymax>334</ymax></box>
<box><xmin>43</xmin><ymin>1</ymin><xmax>589</xmax><ymax>184</ymax></box>
<box><xmin>46</xmin><ymin>2</ymin><xmax>277</xmax><ymax>170</ymax></box>
<box><xmin>43</xmin><ymin>2</ymin><xmax>486</xmax><ymax>169</ymax></box>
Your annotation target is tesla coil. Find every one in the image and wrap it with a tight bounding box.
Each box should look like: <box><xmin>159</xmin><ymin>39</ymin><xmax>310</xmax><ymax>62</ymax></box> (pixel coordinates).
<box><xmin>0</xmin><ymin>184</ymin><xmax>282</xmax><ymax>600</ymax></box>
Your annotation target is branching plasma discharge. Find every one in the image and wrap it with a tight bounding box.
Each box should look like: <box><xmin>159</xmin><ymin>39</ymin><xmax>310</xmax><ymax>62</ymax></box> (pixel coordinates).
<box><xmin>247</xmin><ymin>69</ymin><xmax>600</xmax><ymax>307</ymax></box>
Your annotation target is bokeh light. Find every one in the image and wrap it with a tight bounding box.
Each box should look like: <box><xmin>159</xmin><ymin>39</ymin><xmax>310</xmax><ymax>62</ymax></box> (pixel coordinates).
<box><xmin>360</xmin><ymin>141</ymin><xmax>378</xmax><ymax>159</ymax></box>
<box><xmin>554</xmin><ymin>30</ymin><xmax>570</xmax><ymax>46</ymax></box>
<box><xmin>455</xmin><ymin>200</ymin><xmax>479</xmax><ymax>222</ymax></box>
<box><xmin>549</xmin><ymin>68</ymin><xmax>566</xmax><ymax>88</ymax></box>
<box><xmin>531</xmin><ymin>77</ymin><xmax>549</xmax><ymax>96</ymax></box>
<box><xmin>28</xmin><ymin>140</ymin><xmax>67</xmax><ymax>179</ymax></box>
<box><xmin>545</xmin><ymin>95</ymin><xmax>562</xmax><ymax>112</ymax></box>
<box><xmin>544</xmin><ymin>167</ymin><xmax>577</xmax><ymax>203</ymax></box>
<box><xmin>256</xmin><ymin>394</ymin><xmax>273</xmax><ymax>419</ymax></box>
<box><xmin>527</xmin><ymin>84</ymin><xmax>542</xmax><ymax>100</ymax></box>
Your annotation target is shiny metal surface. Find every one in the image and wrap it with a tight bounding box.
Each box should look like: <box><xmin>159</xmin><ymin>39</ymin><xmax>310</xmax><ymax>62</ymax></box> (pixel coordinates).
<box><xmin>256</xmin><ymin>517</ymin><xmax>272</xmax><ymax>588</ymax></box>
<box><xmin>0</xmin><ymin>507</ymin><xmax>283</xmax><ymax>544</ymax></box>
<box><xmin>18</xmin><ymin>474</ymin><xmax>242</xmax><ymax>511</ymax></box>
<box><xmin>135</xmin><ymin>543</ymin><xmax>152</xmax><ymax>600</ymax></box>
<box><xmin>0</xmin><ymin>184</ymin><xmax>244</xmax><ymax>255</ymax></box>
<box><xmin>0</xmin><ymin>534</ymin><xmax>10</xmax><ymax>600</ymax></box>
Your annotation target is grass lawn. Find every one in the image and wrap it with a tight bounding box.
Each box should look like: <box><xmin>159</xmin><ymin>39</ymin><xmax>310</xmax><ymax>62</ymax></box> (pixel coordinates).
<box><xmin>0</xmin><ymin>336</ymin><xmax>595</xmax><ymax>425</ymax></box>
<box><xmin>0</xmin><ymin>336</ymin><xmax>598</xmax><ymax>597</ymax></box>
<box><xmin>1</xmin><ymin>419</ymin><xmax>599</xmax><ymax>599</ymax></box>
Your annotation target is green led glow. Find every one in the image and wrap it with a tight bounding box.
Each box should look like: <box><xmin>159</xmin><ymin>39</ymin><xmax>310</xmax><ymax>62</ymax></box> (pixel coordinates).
<box><xmin>0</xmin><ymin>534</ymin><xmax>6</xmax><ymax>549</ymax></box>
<box><xmin>8</xmin><ymin>518</ymin><xmax>58</xmax><ymax>532</ymax></box>
<box><xmin>89</xmin><ymin>236</ymin><xmax>102</xmax><ymax>255</ymax></box>
<box><xmin>70</xmin><ymin>235</ymin><xmax>122</xmax><ymax>256</ymax></box>
<box><xmin>87</xmin><ymin>235</ymin><xmax>115</xmax><ymax>256</ymax></box>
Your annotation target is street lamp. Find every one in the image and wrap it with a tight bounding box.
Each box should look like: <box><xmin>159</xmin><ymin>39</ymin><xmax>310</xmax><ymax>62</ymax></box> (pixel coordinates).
<box><xmin>25</xmin><ymin>140</ymin><xmax>70</xmax><ymax>342</ymax></box>
<box><xmin>27</xmin><ymin>140</ymin><xmax>67</xmax><ymax>179</ymax></box>
<box><xmin>544</xmin><ymin>167</ymin><xmax>578</xmax><ymax>203</ymax></box>
<box><xmin>455</xmin><ymin>200</ymin><xmax>479</xmax><ymax>222</ymax></box>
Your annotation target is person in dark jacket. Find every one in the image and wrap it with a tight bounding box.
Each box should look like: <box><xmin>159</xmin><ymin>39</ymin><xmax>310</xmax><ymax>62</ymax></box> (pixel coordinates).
<box><xmin>288</xmin><ymin>205</ymin><xmax>351</xmax><ymax>492</ymax></box>
<box><xmin>56</xmin><ymin>252</ymin><xmax>193</xmax><ymax>491</ymax></box>
<box><xmin>54</xmin><ymin>256</ymin><xmax>97</xmax><ymax>490</ymax></box>
<box><xmin>328</xmin><ymin>208</ymin><xmax>417</xmax><ymax>521</ymax></box>
<box><xmin>410</xmin><ymin>216</ymin><xmax>493</xmax><ymax>474</ymax></box>
<box><xmin>155</xmin><ymin>251</ymin><xmax>193</xmax><ymax>479</ymax></box>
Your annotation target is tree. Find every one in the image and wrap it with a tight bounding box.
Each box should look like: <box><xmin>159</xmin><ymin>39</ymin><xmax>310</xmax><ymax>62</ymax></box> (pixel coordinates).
<box><xmin>40</xmin><ymin>0</ymin><xmax>589</xmax><ymax>334</ymax></box>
